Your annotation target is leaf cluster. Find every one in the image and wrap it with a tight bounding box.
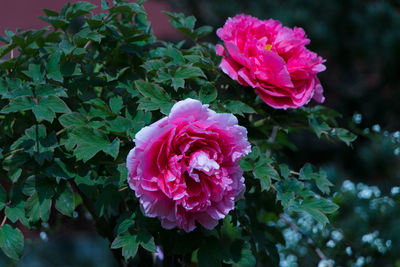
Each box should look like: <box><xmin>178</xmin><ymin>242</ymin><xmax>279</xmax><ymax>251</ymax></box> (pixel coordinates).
<box><xmin>0</xmin><ymin>1</ymin><xmax>357</xmax><ymax>265</ymax></box>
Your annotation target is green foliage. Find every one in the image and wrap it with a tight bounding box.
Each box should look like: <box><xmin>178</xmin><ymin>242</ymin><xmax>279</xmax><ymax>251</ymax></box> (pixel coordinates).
<box><xmin>0</xmin><ymin>225</ymin><xmax>24</xmax><ymax>260</ymax></box>
<box><xmin>0</xmin><ymin>1</ymin><xmax>358</xmax><ymax>265</ymax></box>
<box><xmin>163</xmin><ymin>11</ymin><xmax>213</xmax><ymax>41</ymax></box>
<box><xmin>277</xmin><ymin>181</ymin><xmax>399</xmax><ymax>266</ymax></box>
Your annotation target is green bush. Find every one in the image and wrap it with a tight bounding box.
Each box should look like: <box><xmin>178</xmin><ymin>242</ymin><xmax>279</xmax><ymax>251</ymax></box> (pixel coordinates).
<box><xmin>0</xmin><ymin>1</ymin><xmax>386</xmax><ymax>266</ymax></box>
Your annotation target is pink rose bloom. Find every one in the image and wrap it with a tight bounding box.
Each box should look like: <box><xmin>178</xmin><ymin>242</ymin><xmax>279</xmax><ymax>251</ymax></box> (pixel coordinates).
<box><xmin>126</xmin><ymin>99</ymin><xmax>251</xmax><ymax>232</ymax></box>
<box><xmin>216</xmin><ymin>14</ymin><xmax>326</xmax><ymax>109</ymax></box>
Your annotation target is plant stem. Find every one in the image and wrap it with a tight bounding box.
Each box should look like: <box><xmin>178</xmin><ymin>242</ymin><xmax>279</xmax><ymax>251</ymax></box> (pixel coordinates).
<box><xmin>0</xmin><ymin>215</ymin><xmax>7</xmax><ymax>228</ymax></box>
<box><xmin>118</xmin><ymin>186</ymin><xmax>128</xmax><ymax>192</ymax></box>
<box><xmin>279</xmin><ymin>214</ymin><xmax>331</xmax><ymax>266</ymax></box>
<box><xmin>3</xmin><ymin>148</ymin><xmax>23</xmax><ymax>158</ymax></box>
<box><xmin>266</xmin><ymin>126</ymin><xmax>278</xmax><ymax>157</ymax></box>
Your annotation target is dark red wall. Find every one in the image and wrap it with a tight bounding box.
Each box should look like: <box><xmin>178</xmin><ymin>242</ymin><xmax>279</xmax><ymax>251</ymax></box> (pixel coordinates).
<box><xmin>0</xmin><ymin>0</ymin><xmax>179</xmax><ymax>39</ymax></box>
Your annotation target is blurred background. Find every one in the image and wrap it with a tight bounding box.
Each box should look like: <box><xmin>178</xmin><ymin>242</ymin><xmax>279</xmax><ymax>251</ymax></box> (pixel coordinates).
<box><xmin>1</xmin><ymin>0</ymin><xmax>400</xmax><ymax>266</ymax></box>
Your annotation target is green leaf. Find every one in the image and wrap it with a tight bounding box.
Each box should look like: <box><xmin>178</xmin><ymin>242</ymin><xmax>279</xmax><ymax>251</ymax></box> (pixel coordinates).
<box><xmin>296</xmin><ymin>198</ymin><xmax>339</xmax><ymax>225</ymax></box>
<box><xmin>0</xmin><ymin>224</ymin><xmax>24</xmax><ymax>260</ymax></box>
<box><xmin>23</xmin><ymin>64</ymin><xmax>43</xmax><ymax>83</ymax></box>
<box><xmin>5</xmin><ymin>167</ymin><xmax>23</xmax><ymax>184</ymax></box>
<box><xmin>101</xmin><ymin>0</ymin><xmax>109</xmax><ymax>10</ymax></box>
<box><xmin>302</xmin><ymin>198</ymin><xmax>339</xmax><ymax>214</ymax></box>
<box><xmin>137</xmin><ymin>229</ymin><xmax>157</xmax><ymax>253</ymax></box>
<box><xmin>46</xmin><ymin>51</ymin><xmax>63</xmax><ymax>82</ymax></box>
<box><xmin>59</xmin><ymin>39</ymin><xmax>74</xmax><ymax>55</ymax></box>
<box><xmin>166</xmin><ymin>47</ymin><xmax>185</xmax><ymax>64</ymax></box>
<box><xmin>135</xmin><ymin>80</ymin><xmax>170</xmax><ymax>103</ymax></box>
<box><xmin>314</xmin><ymin>170</ymin><xmax>333</xmax><ymax>195</ymax></box>
<box><xmin>40</xmin><ymin>95</ymin><xmax>71</xmax><ymax>113</ymax></box>
<box><xmin>135</xmin><ymin>80</ymin><xmax>172</xmax><ymax>114</ymax></box>
<box><xmin>299</xmin><ymin>164</ymin><xmax>333</xmax><ymax>194</ymax></box>
<box><xmin>45</xmin><ymin>159</ymin><xmax>74</xmax><ymax>180</ymax></box>
<box><xmin>299</xmin><ymin>164</ymin><xmax>317</xmax><ymax>181</ymax></box>
<box><xmin>68</xmin><ymin>127</ymin><xmax>110</xmax><ymax>162</ymax></box>
<box><xmin>253</xmin><ymin>165</ymin><xmax>272</xmax><ymax>191</ymax></box>
<box><xmin>309</xmin><ymin>105</ymin><xmax>341</xmax><ymax>124</ymax></box>
<box><xmin>0</xmin><ymin>44</ymin><xmax>15</xmax><ymax>58</ymax></box>
<box><xmin>199</xmin><ymin>83</ymin><xmax>217</xmax><ymax>104</ymax></box>
<box><xmin>32</xmin><ymin>103</ymin><xmax>56</xmax><ymax>122</ymax></box>
<box><xmin>301</xmin><ymin>206</ymin><xmax>329</xmax><ymax>225</ymax></box>
<box><xmin>55</xmin><ymin>183</ymin><xmax>75</xmax><ymax>216</ymax></box>
<box><xmin>239</xmin><ymin>158</ymin><xmax>253</xmax><ymax>172</ymax></box>
<box><xmin>115</xmin><ymin>213</ymin><xmax>135</xmax><ymax>235</ymax></box>
<box><xmin>33</xmin><ymin>95</ymin><xmax>71</xmax><ymax>121</ymax></box>
<box><xmin>0</xmin><ymin>185</ymin><xmax>7</xmax><ymax>211</ymax></box>
<box><xmin>108</xmin><ymin>116</ymin><xmax>134</xmax><ymax>133</ymax></box>
<box><xmin>94</xmin><ymin>186</ymin><xmax>120</xmax><ymax>217</ymax></box>
<box><xmin>42</xmin><ymin>8</ymin><xmax>58</xmax><ymax>17</ymax></box>
<box><xmin>279</xmin><ymin>164</ymin><xmax>290</xmax><ymax>179</ymax></box>
<box><xmin>163</xmin><ymin>12</ymin><xmax>196</xmax><ymax>30</ymax></box>
<box><xmin>22</xmin><ymin>176</ymin><xmax>54</xmax><ymax>198</ymax></box>
<box><xmin>59</xmin><ymin>112</ymin><xmax>86</xmax><ymax>128</ymax></box>
<box><xmin>174</xmin><ymin>66</ymin><xmax>206</xmax><ymax>79</ymax></box>
<box><xmin>109</xmin><ymin>3</ymin><xmax>145</xmax><ymax>15</ymax></box>
<box><xmin>105</xmin><ymin>67</ymin><xmax>129</xmax><ymax>82</ymax></box>
<box><xmin>136</xmin><ymin>97</ymin><xmax>159</xmax><ymax>112</ymax></box>
<box><xmin>25</xmin><ymin>193</ymin><xmax>52</xmax><ymax>223</ymax></box>
<box><xmin>39</xmin><ymin>16</ymin><xmax>69</xmax><ymax>30</ymax></box>
<box><xmin>332</xmin><ymin>128</ymin><xmax>357</xmax><ymax>146</ymax></box>
<box><xmin>68</xmin><ymin>2</ymin><xmax>97</xmax><ymax>19</ymax></box>
<box><xmin>141</xmin><ymin>60</ymin><xmax>165</xmax><ymax>72</ymax></box>
<box><xmin>60</xmin><ymin>62</ymin><xmax>82</xmax><ymax>76</ymax></box>
<box><xmin>224</xmin><ymin>100</ymin><xmax>256</xmax><ymax>117</ymax></box>
<box><xmin>109</xmin><ymin>96</ymin><xmax>123</xmax><ymax>114</ymax></box>
<box><xmin>35</xmin><ymin>85</ymin><xmax>67</xmax><ymax>97</ymax></box>
<box><xmin>171</xmin><ymin>78</ymin><xmax>185</xmax><ymax>91</ymax></box>
<box><xmin>2</xmin><ymin>82</ymin><xmax>32</xmax><ymax>99</ymax></box>
<box><xmin>253</xmin><ymin>160</ymin><xmax>280</xmax><ymax>191</ymax></box>
<box><xmin>231</xmin><ymin>241</ymin><xmax>256</xmax><ymax>267</ymax></box>
<box><xmin>275</xmin><ymin>178</ymin><xmax>307</xmax><ymax>208</ymax></box>
<box><xmin>111</xmin><ymin>233</ymin><xmax>139</xmax><ymax>261</ymax></box>
<box><xmin>5</xmin><ymin>202</ymin><xmax>26</xmax><ymax>224</ymax></box>
<box><xmin>196</xmin><ymin>25</ymin><xmax>213</xmax><ymax>38</ymax></box>
<box><xmin>309</xmin><ymin>118</ymin><xmax>330</xmax><ymax>138</ymax></box>
<box><xmin>1</xmin><ymin>97</ymin><xmax>35</xmax><ymax>113</ymax></box>
<box><xmin>103</xmin><ymin>138</ymin><xmax>120</xmax><ymax>159</ymax></box>
<box><xmin>155</xmin><ymin>69</ymin><xmax>172</xmax><ymax>83</ymax></box>
<box><xmin>163</xmin><ymin>11</ymin><xmax>198</xmax><ymax>39</ymax></box>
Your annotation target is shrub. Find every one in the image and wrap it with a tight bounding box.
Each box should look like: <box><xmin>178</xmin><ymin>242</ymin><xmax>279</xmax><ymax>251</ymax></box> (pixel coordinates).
<box><xmin>0</xmin><ymin>1</ymin><xmax>364</xmax><ymax>266</ymax></box>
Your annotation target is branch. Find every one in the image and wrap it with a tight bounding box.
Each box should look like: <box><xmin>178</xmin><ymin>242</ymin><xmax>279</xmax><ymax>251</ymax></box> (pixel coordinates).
<box><xmin>0</xmin><ymin>215</ymin><xmax>7</xmax><ymax>228</ymax></box>
<box><xmin>0</xmin><ymin>201</ymin><xmax>11</xmax><ymax>228</ymax></box>
<box><xmin>279</xmin><ymin>214</ymin><xmax>331</xmax><ymax>266</ymax></box>
<box><xmin>118</xmin><ymin>186</ymin><xmax>128</xmax><ymax>192</ymax></box>
<box><xmin>266</xmin><ymin>126</ymin><xmax>278</xmax><ymax>157</ymax></box>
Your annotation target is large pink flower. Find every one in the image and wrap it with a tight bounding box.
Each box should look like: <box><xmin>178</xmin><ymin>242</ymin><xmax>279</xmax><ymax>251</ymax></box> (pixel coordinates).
<box><xmin>126</xmin><ymin>99</ymin><xmax>251</xmax><ymax>232</ymax></box>
<box><xmin>216</xmin><ymin>14</ymin><xmax>326</xmax><ymax>109</ymax></box>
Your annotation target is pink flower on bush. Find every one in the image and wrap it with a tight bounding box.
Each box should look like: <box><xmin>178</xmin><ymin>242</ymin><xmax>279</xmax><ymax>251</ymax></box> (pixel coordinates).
<box><xmin>216</xmin><ymin>14</ymin><xmax>326</xmax><ymax>109</ymax></box>
<box><xmin>126</xmin><ymin>99</ymin><xmax>251</xmax><ymax>232</ymax></box>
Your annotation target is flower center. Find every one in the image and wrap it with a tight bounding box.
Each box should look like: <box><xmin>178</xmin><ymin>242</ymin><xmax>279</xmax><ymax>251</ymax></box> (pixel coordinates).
<box><xmin>265</xmin><ymin>44</ymin><xmax>272</xmax><ymax>51</ymax></box>
<box><xmin>188</xmin><ymin>151</ymin><xmax>220</xmax><ymax>182</ymax></box>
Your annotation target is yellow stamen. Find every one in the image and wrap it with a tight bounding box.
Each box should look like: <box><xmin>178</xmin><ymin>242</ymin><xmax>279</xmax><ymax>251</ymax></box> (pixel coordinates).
<box><xmin>265</xmin><ymin>44</ymin><xmax>272</xmax><ymax>51</ymax></box>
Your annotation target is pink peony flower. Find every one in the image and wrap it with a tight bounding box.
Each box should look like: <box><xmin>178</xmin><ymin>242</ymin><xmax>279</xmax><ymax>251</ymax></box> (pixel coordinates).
<box><xmin>216</xmin><ymin>14</ymin><xmax>326</xmax><ymax>109</ymax></box>
<box><xmin>126</xmin><ymin>99</ymin><xmax>251</xmax><ymax>232</ymax></box>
